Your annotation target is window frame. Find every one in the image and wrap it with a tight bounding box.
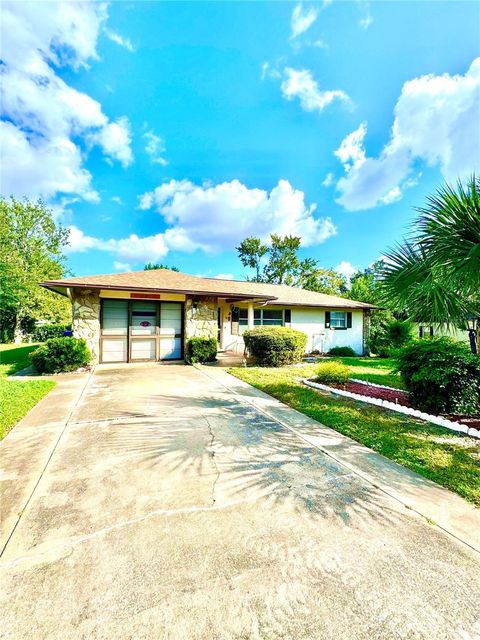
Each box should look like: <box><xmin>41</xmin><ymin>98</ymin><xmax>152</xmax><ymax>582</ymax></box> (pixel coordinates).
<box><xmin>238</xmin><ymin>307</ymin><xmax>285</xmax><ymax>333</ymax></box>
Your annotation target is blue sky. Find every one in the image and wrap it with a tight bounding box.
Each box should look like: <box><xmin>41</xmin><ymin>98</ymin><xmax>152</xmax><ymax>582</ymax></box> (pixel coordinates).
<box><xmin>2</xmin><ymin>1</ymin><xmax>479</xmax><ymax>282</ymax></box>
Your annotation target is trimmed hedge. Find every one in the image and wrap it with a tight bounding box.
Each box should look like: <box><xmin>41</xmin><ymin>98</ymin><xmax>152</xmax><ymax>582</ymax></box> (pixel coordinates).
<box><xmin>185</xmin><ymin>337</ymin><xmax>217</xmax><ymax>364</ymax></box>
<box><xmin>243</xmin><ymin>326</ymin><xmax>307</xmax><ymax>367</ymax></box>
<box><xmin>315</xmin><ymin>361</ymin><xmax>350</xmax><ymax>385</ymax></box>
<box><xmin>31</xmin><ymin>323</ymin><xmax>72</xmax><ymax>342</ymax></box>
<box><xmin>30</xmin><ymin>337</ymin><xmax>91</xmax><ymax>374</ymax></box>
<box><xmin>328</xmin><ymin>346</ymin><xmax>357</xmax><ymax>357</ymax></box>
<box><xmin>396</xmin><ymin>337</ymin><xmax>480</xmax><ymax>415</ymax></box>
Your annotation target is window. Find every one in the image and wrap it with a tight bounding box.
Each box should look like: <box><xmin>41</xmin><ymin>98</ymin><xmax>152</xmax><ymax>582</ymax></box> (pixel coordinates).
<box><xmin>330</xmin><ymin>311</ymin><xmax>347</xmax><ymax>329</ymax></box>
<box><xmin>238</xmin><ymin>308</ymin><xmax>284</xmax><ymax>333</ymax></box>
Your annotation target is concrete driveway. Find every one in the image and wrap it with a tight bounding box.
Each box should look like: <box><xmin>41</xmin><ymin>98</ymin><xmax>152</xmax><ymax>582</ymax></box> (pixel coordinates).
<box><xmin>1</xmin><ymin>364</ymin><xmax>479</xmax><ymax>640</ymax></box>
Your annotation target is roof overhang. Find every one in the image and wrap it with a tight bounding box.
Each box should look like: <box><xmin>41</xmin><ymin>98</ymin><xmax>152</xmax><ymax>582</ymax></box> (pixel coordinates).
<box><xmin>39</xmin><ymin>281</ymin><xmax>277</xmax><ymax>302</ymax></box>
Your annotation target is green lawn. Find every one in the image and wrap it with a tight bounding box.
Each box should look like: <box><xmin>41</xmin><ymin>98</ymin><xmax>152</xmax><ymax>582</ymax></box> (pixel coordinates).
<box><xmin>326</xmin><ymin>356</ymin><xmax>404</xmax><ymax>389</ymax></box>
<box><xmin>0</xmin><ymin>343</ymin><xmax>55</xmax><ymax>440</ymax></box>
<box><xmin>230</xmin><ymin>365</ymin><xmax>480</xmax><ymax>506</ymax></box>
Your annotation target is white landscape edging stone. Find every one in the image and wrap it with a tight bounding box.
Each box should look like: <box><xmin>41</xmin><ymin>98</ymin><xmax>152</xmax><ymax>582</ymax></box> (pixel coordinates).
<box><xmin>303</xmin><ymin>378</ymin><xmax>480</xmax><ymax>440</ymax></box>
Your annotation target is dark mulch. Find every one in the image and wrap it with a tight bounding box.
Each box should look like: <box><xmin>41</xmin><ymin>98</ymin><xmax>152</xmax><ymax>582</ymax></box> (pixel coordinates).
<box><xmin>331</xmin><ymin>381</ymin><xmax>410</xmax><ymax>406</ymax></box>
<box><xmin>328</xmin><ymin>381</ymin><xmax>480</xmax><ymax>430</ymax></box>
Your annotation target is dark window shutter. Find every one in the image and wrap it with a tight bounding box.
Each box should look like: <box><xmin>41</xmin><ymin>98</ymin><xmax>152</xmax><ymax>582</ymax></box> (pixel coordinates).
<box><xmin>325</xmin><ymin>311</ymin><xmax>331</xmax><ymax>328</ymax></box>
<box><xmin>284</xmin><ymin>309</ymin><xmax>291</xmax><ymax>323</ymax></box>
<box><xmin>347</xmin><ymin>312</ymin><xmax>352</xmax><ymax>328</ymax></box>
<box><xmin>231</xmin><ymin>307</ymin><xmax>239</xmax><ymax>336</ymax></box>
<box><xmin>419</xmin><ymin>326</ymin><xmax>424</xmax><ymax>338</ymax></box>
<box><xmin>429</xmin><ymin>326</ymin><xmax>434</xmax><ymax>337</ymax></box>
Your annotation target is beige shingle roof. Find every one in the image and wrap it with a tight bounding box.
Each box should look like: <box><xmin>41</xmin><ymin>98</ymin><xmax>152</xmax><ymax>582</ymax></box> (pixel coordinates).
<box><xmin>41</xmin><ymin>269</ymin><xmax>374</xmax><ymax>309</ymax></box>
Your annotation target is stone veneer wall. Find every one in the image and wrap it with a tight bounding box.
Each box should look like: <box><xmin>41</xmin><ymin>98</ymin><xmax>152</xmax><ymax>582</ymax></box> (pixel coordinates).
<box><xmin>72</xmin><ymin>289</ymin><xmax>101</xmax><ymax>363</ymax></box>
<box><xmin>184</xmin><ymin>297</ymin><xmax>218</xmax><ymax>343</ymax></box>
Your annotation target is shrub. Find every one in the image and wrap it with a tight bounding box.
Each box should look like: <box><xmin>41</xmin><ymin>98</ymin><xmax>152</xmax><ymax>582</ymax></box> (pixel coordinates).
<box><xmin>328</xmin><ymin>346</ymin><xmax>357</xmax><ymax>357</ymax></box>
<box><xmin>396</xmin><ymin>337</ymin><xmax>480</xmax><ymax>415</ymax></box>
<box><xmin>30</xmin><ymin>337</ymin><xmax>91</xmax><ymax>374</ymax></box>
<box><xmin>31</xmin><ymin>323</ymin><xmax>72</xmax><ymax>342</ymax></box>
<box><xmin>314</xmin><ymin>361</ymin><xmax>351</xmax><ymax>385</ymax></box>
<box><xmin>368</xmin><ymin>316</ymin><xmax>413</xmax><ymax>357</ymax></box>
<box><xmin>243</xmin><ymin>326</ymin><xmax>307</xmax><ymax>367</ymax></box>
<box><xmin>185</xmin><ymin>337</ymin><xmax>217</xmax><ymax>364</ymax></box>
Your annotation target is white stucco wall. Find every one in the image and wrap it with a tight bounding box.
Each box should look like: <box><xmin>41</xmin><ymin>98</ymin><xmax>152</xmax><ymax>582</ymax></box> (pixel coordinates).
<box><xmin>219</xmin><ymin>303</ymin><xmax>365</xmax><ymax>355</ymax></box>
<box><xmin>290</xmin><ymin>308</ymin><xmax>364</xmax><ymax>355</ymax></box>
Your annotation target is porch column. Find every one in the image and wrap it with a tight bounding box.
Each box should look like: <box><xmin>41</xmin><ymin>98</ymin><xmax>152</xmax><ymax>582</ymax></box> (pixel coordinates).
<box><xmin>247</xmin><ymin>302</ymin><xmax>254</xmax><ymax>330</ymax></box>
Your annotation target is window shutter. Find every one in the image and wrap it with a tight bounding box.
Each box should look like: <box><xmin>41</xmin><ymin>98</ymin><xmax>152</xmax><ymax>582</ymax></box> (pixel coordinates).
<box><xmin>419</xmin><ymin>326</ymin><xmax>424</xmax><ymax>338</ymax></box>
<box><xmin>284</xmin><ymin>309</ymin><xmax>291</xmax><ymax>324</ymax></box>
<box><xmin>347</xmin><ymin>312</ymin><xmax>352</xmax><ymax>328</ymax></box>
<box><xmin>325</xmin><ymin>311</ymin><xmax>331</xmax><ymax>328</ymax></box>
<box><xmin>429</xmin><ymin>326</ymin><xmax>434</xmax><ymax>337</ymax></box>
<box><xmin>231</xmin><ymin>307</ymin><xmax>239</xmax><ymax>336</ymax></box>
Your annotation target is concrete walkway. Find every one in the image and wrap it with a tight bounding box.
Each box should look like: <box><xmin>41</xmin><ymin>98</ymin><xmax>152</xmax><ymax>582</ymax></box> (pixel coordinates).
<box><xmin>1</xmin><ymin>364</ymin><xmax>479</xmax><ymax>640</ymax></box>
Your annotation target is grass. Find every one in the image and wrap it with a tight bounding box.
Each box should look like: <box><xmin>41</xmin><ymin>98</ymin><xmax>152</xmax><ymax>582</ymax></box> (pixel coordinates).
<box><xmin>230</xmin><ymin>365</ymin><xmax>480</xmax><ymax>506</ymax></box>
<box><xmin>327</xmin><ymin>356</ymin><xmax>404</xmax><ymax>389</ymax></box>
<box><xmin>0</xmin><ymin>343</ymin><xmax>55</xmax><ymax>440</ymax></box>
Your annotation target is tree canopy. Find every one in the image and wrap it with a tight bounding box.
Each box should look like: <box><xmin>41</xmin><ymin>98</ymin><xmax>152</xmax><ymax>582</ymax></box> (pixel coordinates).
<box><xmin>0</xmin><ymin>197</ymin><xmax>70</xmax><ymax>341</ymax></box>
<box><xmin>144</xmin><ymin>263</ymin><xmax>179</xmax><ymax>271</ymax></box>
<box><xmin>236</xmin><ymin>234</ymin><xmax>347</xmax><ymax>295</ymax></box>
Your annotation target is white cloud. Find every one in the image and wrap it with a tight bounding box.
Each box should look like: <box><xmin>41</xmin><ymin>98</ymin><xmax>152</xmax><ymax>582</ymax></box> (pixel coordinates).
<box><xmin>290</xmin><ymin>4</ymin><xmax>318</xmax><ymax>39</ymax></box>
<box><xmin>114</xmin><ymin>261</ymin><xmax>132</xmax><ymax>271</ymax></box>
<box><xmin>336</xmin><ymin>260</ymin><xmax>358</xmax><ymax>284</ymax></box>
<box><xmin>213</xmin><ymin>273</ymin><xmax>235</xmax><ymax>280</ymax></box>
<box><xmin>335</xmin><ymin>58</ymin><xmax>480</xmax><ymax>211</ymax></box>
<box><xmin>66</xmin><ymin>178</ymin><xmax>337</xmax><ymax>265</ymax></box>
<box><xmin>0</xmin><ymin>1</ymin><xmax>133</xmax><ymax>202</ymax></box>
<box><xmin>111</xmin><ymin>196</ymin><xmax>123</xmax><ymax>205</ymax></box>
<box><xmin>140</xmin><ymin>178</ymin><xmax>337</xmax><ymax>252</ymax></box>
<box><xmin>87</xmin><ymin>117</ymin><xmax>133</xmax><ymax>168</ymax></box>
<box><xmin>143</xmin><ymin>130</ymin><xmax>168</xmax><ymax>166</ymax></box>
<box><xmin>66</xmin><ymin>225</ymin><xmax>170</xmax><ymax>264</ymax></box>
<box><xmin>358</xmin><ymin>1</ymin><xmax>373</xmax><ymax>29</ymax></box>
<box><xmin>334</xmin><ymin>122</ymin><xmax>367</xmax><ymax>172</ymax></box>
<box><xmin>322</xmin><ymin>172</ymin><xmax>335</xmax><ymax>187</ymax></box>
<box><xmin>104</xmin><ymin>28</ymin><xmax>135</xmax><ymax>52</ymax></box>
<box><xmin>281</xmin><ymin>68</ymin><xmax>351</xmax><ymax>113</ymax></box>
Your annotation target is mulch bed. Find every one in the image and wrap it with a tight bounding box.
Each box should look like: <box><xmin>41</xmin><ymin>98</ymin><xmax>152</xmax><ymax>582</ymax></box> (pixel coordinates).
<box><xmin>328</xmin><ymin>381</ymin><xmax>480</xmax><ymax>429</ymax></box>
<box><xmin>331</xmin><ymin>381</ymin><xmax>411</xmax><ymax>406</ymax></box>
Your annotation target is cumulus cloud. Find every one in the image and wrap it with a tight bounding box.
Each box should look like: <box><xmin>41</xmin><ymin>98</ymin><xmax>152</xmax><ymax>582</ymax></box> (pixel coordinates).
<box><xmin>143</xmin><ymin>130</ymin><xmax>168</xmax><ymax>166</ymax></box>
<box><xmin>290</xmin><ymin>4</ymin><xmax>318</xmax><ymax>39</ymax></box>
<box><xmin>281</xmin><ymin>68</ymin><xmax>351</xmax><ymax>113</ymax></box>
<box><xmin>139</xmin><ymin>178</ymin><xmax>337</xmax><ymax>252</ymax></box>
<box><xmin>335</xmin><ymin>260</ymin><xmax>358</xmax><ymax>285</ymax></box>
<box><xmin>66</xmin><ymin>225</ymin><xmax>170</xmax><ymax>264</ymax></box>
<box><xmin>66</xmin><ymin>179</ymin><xmax>337</xmax><ymax>265</ymax></box>
<box><xmin>0</xmin><ymin>1</ymin><xmax>133</xmax><ymax>202</ymax></box>
<box><xmin>335</xmin><ymin>58</ymin><xmax>480</xmax><ymax>211</ymax></box>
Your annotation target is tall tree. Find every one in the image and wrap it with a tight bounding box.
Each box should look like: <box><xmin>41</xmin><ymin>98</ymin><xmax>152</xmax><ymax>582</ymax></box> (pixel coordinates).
<box><xmin>144</xmin><ymin>263</ymin><xmax>179</xmax><ymax>271</ymax></box>
<box><xmin>236</xmin><ymin>237</ymin><xmax>268</xmax><ymax>282</ymax></box>
<box><xmin>236</xmin><ymin>234</ymin><xmax>347</xmax><ymax>295</ymax></box>
<box><xmin>0</xmin><ymin>197</ymin><xmax>70</xmax><ymax>341</ymax></box>
<box><xmin>263</xmin><ymin>235</ymin><xmax>302</xmax><ymax>285</ymax></box>
<box><xmin>349</xmin><ymin>260</ymin><xmax>385</xmax><ymax>304</ymax></box>
<box><xmin>380</xmin><ymin>177</ymin><xmax>480</xmax><ymax>352</ymax></box>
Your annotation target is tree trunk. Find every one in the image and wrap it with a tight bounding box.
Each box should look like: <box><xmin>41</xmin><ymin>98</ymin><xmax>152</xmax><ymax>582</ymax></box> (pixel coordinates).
<box><xmin>13</xmin><ymin>312</ymin><xmax>23</xmax><ymax>344</ymax></box>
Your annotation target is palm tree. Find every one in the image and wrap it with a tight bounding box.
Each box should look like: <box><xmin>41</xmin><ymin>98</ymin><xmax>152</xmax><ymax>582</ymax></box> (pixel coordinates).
<box><xmin>381</xmin><ymin>177</ymin><xmax>480</xmax><ymax>353</ymax></box>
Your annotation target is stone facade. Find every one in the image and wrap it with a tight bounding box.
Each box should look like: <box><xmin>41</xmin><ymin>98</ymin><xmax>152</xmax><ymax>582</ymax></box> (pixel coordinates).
<box><xmin>184</xmin><ymin>297</ymin><xmax>218</xmax><ymax>343</ymax></box>
<box><xmin>72</xmin><ymin>289</ymin><xmax>101</xmax><ymax>363</ymax></box>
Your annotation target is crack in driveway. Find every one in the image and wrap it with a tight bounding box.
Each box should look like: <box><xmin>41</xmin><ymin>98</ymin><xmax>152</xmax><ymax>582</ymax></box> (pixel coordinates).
<box><xmin>204</xmin><ymin>416</ymin><xmax>221</xmax><ymax>506</ymax></box>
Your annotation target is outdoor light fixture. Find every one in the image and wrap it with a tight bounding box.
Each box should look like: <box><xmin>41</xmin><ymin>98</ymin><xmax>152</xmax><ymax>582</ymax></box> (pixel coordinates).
<box><xmin>466</xmin><ymin>314</ymin><xmax>478</xmax><ymax>354</ymax></box>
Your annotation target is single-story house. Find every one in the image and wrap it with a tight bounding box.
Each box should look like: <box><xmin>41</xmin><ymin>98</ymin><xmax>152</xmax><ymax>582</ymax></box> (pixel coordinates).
<box><xmin>40</xmin><ymin>269</ymin><xmax>375</xmax><ymax>363</ymax></box>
